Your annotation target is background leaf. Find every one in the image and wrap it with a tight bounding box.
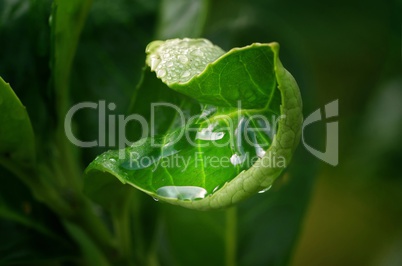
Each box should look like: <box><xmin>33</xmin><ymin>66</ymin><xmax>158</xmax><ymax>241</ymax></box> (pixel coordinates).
<box><xmin>0</xmin><ymin>77</ymin><xmax>36</xmax><ymax>168</ymax></box>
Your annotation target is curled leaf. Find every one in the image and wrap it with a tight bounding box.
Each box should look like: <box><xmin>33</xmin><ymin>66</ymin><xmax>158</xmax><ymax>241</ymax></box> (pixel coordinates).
<box><xmin>85</xmin><ymin>39</ymin><xmax>302</xmax><ymax>210</ymax></box>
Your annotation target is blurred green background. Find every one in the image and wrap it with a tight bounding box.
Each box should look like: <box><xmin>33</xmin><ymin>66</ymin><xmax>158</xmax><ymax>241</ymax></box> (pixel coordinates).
<box><xmin>0</xmin><ymin>0</ymin><xmax>401</xmax><ymax>265</ymax></box>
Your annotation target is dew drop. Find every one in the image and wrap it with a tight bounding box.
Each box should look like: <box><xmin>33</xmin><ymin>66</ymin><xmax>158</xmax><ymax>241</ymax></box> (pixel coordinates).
<box><xmin>258</xmin><ymin>185</ymin><xmax>272</xmax><ymax>194</ymax></box>
<box><xmin>178</xmin><ymin>54</ymin><xmax>189</xmax><ymax>64</ymax></box>
<box><xmin>255</xmin><ymin>145</ymin><xmax>266</xmax><ymax>158</ymax></box>
<box><xmin>181</xmin><ymin>70</ymin><xmax>191</xmax><ymax>78</ymax></box>
<box><xmin>230</xmin><ymin>153</ymin><xmax>246</xmax><ymax>166</ymax></box>
<box><xmin>191</xmin><ymin>49</ymin><xmax>204</xmax><ymax>57</ymax></box>
<box><xmin>196</xmin><ymin>130</ymin><xmax>225</xmax><ymax>141</ymax></box>
<box><xmin>157</xmin><ymin>69</ymin><xmax>166</xmax><ymax>78</ymax></box>
<box><xmin>152</xmin><ymin>197</ymin><xmax>159</xmax><ymax>202</ymax></box>
<box><xmin>149</xmin><ymin>56</ymin><xmax>160</xmax><ymax>70</ymax></box>
<box><xmin>156</xmin><ymin>186</ymin><xmax>207</xmax><ymax>201</ymax></box>
<box><xmin>212</xmin><ymin>185</ymin><xmax>220</xmax><ymax>193</ymax></box>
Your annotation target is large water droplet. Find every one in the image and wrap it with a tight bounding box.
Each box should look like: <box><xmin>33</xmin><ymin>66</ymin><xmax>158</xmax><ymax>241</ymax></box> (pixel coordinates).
<box><xmin>258</xmin><ymin>185</ymin><xmax>272</xmax><ymax>194</ymax></box>
<box><xmin>156</xmin><ymin>186</ymin><xmax>207</xmax><ymax>201</ymax></box>
<box><xmin>196</xmin><ymin>122</ymin><xmax>225</xmax><ymax>141</ymax></box>
<box><xmin>196</xmin><ymin>130</ymin><xmax>224</xmax><ymax>141</ymax></box>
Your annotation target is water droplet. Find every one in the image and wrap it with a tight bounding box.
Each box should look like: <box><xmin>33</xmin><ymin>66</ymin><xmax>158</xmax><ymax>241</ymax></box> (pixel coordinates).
<box><xmin>178</xmin><ymin>55</ymin><xmax>189</xmax><ymax>64</ymax></box>
<box><xmin>157</xmin><ymin>69</ymin><xmax>166</xmax><ymax>78</ymax></box>
<box><xmin>156</xmin><ymin>186</ymin><xmax>207</xmax><ymax>201</ymax></box>
<box><xmin>258</xmin><ymin>185</ymin><xmax>272</xmax><ymax>194</ymax></box>
<box><xmin>149</xmin><ymin>56</ymin><xmax>160</xmax><ymax>70</ymax></box>
<box><xmin>152</xmin><ymin>197</ymin><xmax>159</xmax><ymax>202</ymax></box>
<box><xmin>212</xmin><ymin>185</ymin><xmax>220</xmax><ymax>193</ymax></box>
<box><xmin>255</xmin><ymin>145</ymin><xmax>266</xmax><ymax>158</ymax></box>
<box><xmin>109</xmin><ymin>158</ymin><xmax>116</xmax><ymax>163</ymax></box>
<box><xmin>196</xmin><ymin>130</ymin><xmax>225</xmax><ymax>141</ymax></box>
<box><xmin>181</xmin><ymin>70</ymin><xmax>190</xmax><ymax>78</ymax></box>
<box><xmin>230</xmin><ymin>153</ymin><xmax>247</xmax><ymax>166</ymax></box>
<box><xmin>191</xmin><ymin>49</ymin><xmax>204</xmax><ymax>57</ymax></box>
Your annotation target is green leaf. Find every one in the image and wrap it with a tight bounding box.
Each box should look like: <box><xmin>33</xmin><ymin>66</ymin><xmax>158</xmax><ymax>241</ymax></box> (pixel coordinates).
<box><xmin>85</xmin><ymin>39</ymin><xmax>302</xmax><ymax>210</ymax></box>
<box><xmin>51</xmin><ymin>0</ymin><xmax>92</xmax><ymax>122</ymax></box>
<box><xmin>0</xmin><ymin>77</ymin><xmax>36</xmax><ymax>167</ymax></box>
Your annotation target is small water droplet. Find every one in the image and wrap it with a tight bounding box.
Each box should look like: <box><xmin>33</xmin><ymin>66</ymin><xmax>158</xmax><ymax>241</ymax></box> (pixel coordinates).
<box><xmin>157</xmin><ymin>69</ymin><xmax>166</xmax><ymax>78</ymax></box>
<box><xmin>191</xmin><ymin>49</ymin><xmax>204</xmax><ymax>57</ymax></box>
<box><xmin>258</xmin><ymin>185</ymin><xmax>272</xmax><ymax>194</ymax></box>
<box><xmin>212</xmin><ymin>186</ymin><xmax>220</xmax><ymax>193</ymax></box>
<box><xmin>230</xmin><ymin>153</ymin><xmax>246</xmax><ymax>166</ymax></box>
<box><xmin>178</xmin><ymin>54</ymin><xmax>189</xmax><ymax>64</ymax></box>
<box><xmin>255</xmin><ymin>145</ymin><xmax>266</xmax><ymax>158</ymax></box>
<box><xmin>109</xmin><ymin>158</ymin><xmax>116</xmax><ymax>163</ymax></box>
<box><xmin>149</xmin><ymin>56</ymin><xmax>160</xmax><ymax>70</ymax></box>
<box><xmin>181</xmin><ymin>70</ymin><xmax>191</xmax><ymax>78</ymax></box>
<box><xmin>153</xmin><ymin>197</ymin><xmax>159</xmax><ymax>202</ymax></box>
<box><xmin>156</xmin><ymin>186</ymin><xmax>207</xmax><ymax>201</ymax></box>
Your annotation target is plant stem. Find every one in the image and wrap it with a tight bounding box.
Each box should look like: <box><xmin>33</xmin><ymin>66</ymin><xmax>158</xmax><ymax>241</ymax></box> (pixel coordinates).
<box><xmin>225</xmin><ymin>206</ymin><xmax>237</xmax><ymax>266</ymax></box>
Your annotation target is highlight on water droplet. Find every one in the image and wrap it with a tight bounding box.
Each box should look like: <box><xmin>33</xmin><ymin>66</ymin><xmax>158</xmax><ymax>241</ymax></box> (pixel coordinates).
<box><xmin>157</xmin><ymin>69</ymin><xmax>167</xmax><ymax>78</ymax></box>
<box><xmin>149</xmin><ymin>55</ymin><xmax>160</xmax><ymax>70</ymax></box>
<box><xmin>156</xmin><ymin>186</ymin><xmax>207</xmax><ymax>201</ymax></box>
<box><xmin>255</xmin><ymin>145</ymin><xmax>266</xmax><ymax>158</ymax></box>
<box><xmin>258</xmin><ymin>185</ymin><xmax>272</xmax><ymax>194</ymax></box>
<box><xmin>230</xmin><ymin>153</ymin><xmax>247</xmax><ymax>166</ymax></box>
<box><xmin>212</xmin><ymin>185</ymin><xmax>220</xmax><ymax>193</ymax></box>
<box><xmin>181</xmin><ymin>70</ymin><xmax>191</xmax><ymax>78</ymax></box>
<box><xmin>178</xmin><ymin>54</ymin><xmax>189</xmax><ymax>64</ymax></box>
<box><xmin>195</xmin><ymin>122</ymin><xmax>225</xmax><ymax>141</ymax></box>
